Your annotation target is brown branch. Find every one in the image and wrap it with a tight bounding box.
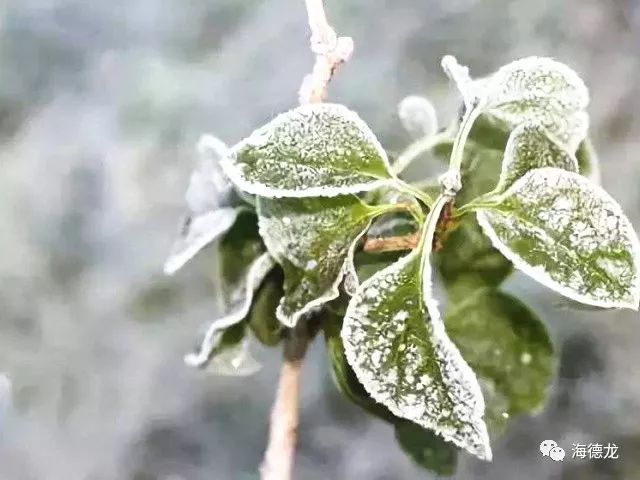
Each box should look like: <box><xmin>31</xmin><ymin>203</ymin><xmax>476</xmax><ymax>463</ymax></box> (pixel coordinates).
<box><xmin>260</xmin><ymin>359</ymin><xmax>303</xmax><ymax>480</ymax></box>
<box><xmin>363</xmin><ymin>233</ymin><xmax>420</xmax><ymax>253</ymax></box>
<box><xmin>261</xmin><ymin>2</ymin><xmax>352</xmax><ymax>480</ymax></box>
<box><xmin>298</xmin><ymin>0</ymin><xmax>354</xmax><ymax>104</ymax></box>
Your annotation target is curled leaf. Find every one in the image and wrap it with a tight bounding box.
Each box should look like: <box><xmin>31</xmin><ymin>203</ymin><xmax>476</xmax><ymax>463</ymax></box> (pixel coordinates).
<box><xmin>184</xmin><ymin>253</ymin><xmax>275</xmax><ymax>368</ymax></box>
<box><xmin>222</xmin><ymin>103</ymin><xmax>395</xmax><ymax>198</ymax></box>
<box><xmin>342</xmin><ymin>198</ymin><xmax>491</xmax><ymax>460</ymax></box>
<box><xmin>398</xmin><ymin>95</ymin><xmax>438</xmax><ymax>139</ymax></box>
<box><xmin>164</xmin><ymin>135</ymin><xmax>240</xmax><ymax>275</ymax></box>
<box><xmin>477</xmin><ymin>168</ymin><xmax>640</xmax><ymax>310</ymax></box>
<box><xmin>258</xmin><ymin>196</ymin><xmax>376</xmax><ymax>327</ymax></box>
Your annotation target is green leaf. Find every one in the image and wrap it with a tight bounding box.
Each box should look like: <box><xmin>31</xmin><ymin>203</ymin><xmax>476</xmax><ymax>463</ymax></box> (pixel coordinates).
<box><xmin>476</xmin><ymin>168</ymin><xmax>640</xmax><ymax>309</ymax></box>
<box><xmin>164</xmin><ymin>135</ymin><xmax>243</xmax><ymax>275</ymax></box>
<box><xmin>258</xmin><ymin>195</ymin><xmax>377</xmax><ymax>327</ymax></box>
<box><xmin>247</xmin><ymin>267</ymin><xmax>284</xmax><ymax>346</ymax></box>
<box><xmin>394</xmin><ymin>421</ymin><xmax>458</xmax><ymax>476</ymax></box>
<box><xmin>493</xmin><ymin>122</ymin><xmax>578</xmax><ymax>193</ymax></box>
<box><xmin>218</xmin><ymin>210</ymin><xmax>264</xmax><ymax>305</ymax></box>
<box><xmin>479</xmin><ymin>57</ymin><xmax>589</xmax><ymax>152</ymax></box>
<box><xmin>222</xmin><ymin>103</ymin><xmax>395</xmax><ymax>198</ymax></box>
<box><xmin>436</xmin><ymin>215</ymin><xmax>513</xmax><ymax>296</ymax></box>
<box><xmin>184</xmin><ymin>252</ymin><xmax>275</xmax><ymax>368</ymax></box>
<box><xmin>445</xmin><ymin>289</ymin><xmax>554</xmax><ymax>419</ymax></box>
<box><xmin>325</xmin><ymin>317</ymin><xmax>460</xmax><ymax>475</ymax></box>
<box><xmin>444</xmin><ymin>56</ymin><xmax>589</xmax><ymax>152</ymax></box>
<box><xmin>325</xmin><ymin>318</ymin><xmax>396</xmax><ymax>423</ymax></box>
<box><xmin>342</xmin><ymin>198</ymin><xmax>491</xmax><ymax>460</ymax></box>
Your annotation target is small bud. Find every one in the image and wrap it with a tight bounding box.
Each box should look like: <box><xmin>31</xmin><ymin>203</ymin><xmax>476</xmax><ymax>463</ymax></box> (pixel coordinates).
<box><xmin>398</xmin><ymin>96</ymin><xmax>438</xmax><ymax>139</ymax></box>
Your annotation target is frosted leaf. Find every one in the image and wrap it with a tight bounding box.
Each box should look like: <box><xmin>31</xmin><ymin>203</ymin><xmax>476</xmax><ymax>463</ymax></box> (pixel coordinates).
<box><xmin>494</xmin><ymin>122</ymin><xmax>578</xmax><ymax>193</ymax></box>
<box><xmin>222</xmin><ymin>103</ymin><xmax>395</xmax><ymax>198</ymax></box>
<box><xmin>258</xmin><ymin>196</ymin><xmax>375</xmax><ymax>327</ymax></box>
<box><xmin>481</xmin><ymin>57</ymin><xmax>589</xmax><ymax>152</ymax></box>
<box><xmin>477</xmin><ymin>168</ymin><xmax>640</xmax><ymax>309</ymax></box>
<box><xmin>164</xmin><ymin>135</ymin><xmax>239</xmax><ymax>275</ymax></box>
<box><xmin>445</xmin><ymin>289</ymin><xmax>553</xmax><ymax>416</ymax></box>
<box><xmin>185</xmin><ymin>253</ymin><xmax>275</xmax><ymax>368</ymax></box>
<box><xmin>342</xmin><ymin>200</ymin><xmax>491</xmax><ymax>460</ymax></box>
<box><xmin>398</xmin><ymin>95</ymin><xmax>438</xmax><ymax>139</ymax></box>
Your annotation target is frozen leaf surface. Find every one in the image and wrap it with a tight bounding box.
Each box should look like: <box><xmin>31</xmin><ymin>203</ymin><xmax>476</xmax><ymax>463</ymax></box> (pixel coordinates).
<box><xmin>444</xmin><ymin>56</ymin><xmax>589</xmax><ymax>152</ymax></box>
<box><xmin>258</xmin><ymin>195</ymin><xmax>375</xmax><ymax>327</ymax></box>
<box><xmin>494</xmin><ymin>122</ymin><xmax>578</xmax><ymax>193</ymax></box>
<box><xmin>184</xmin><ymin>253</ymin><xmax>275</xmax><ymax>367</ymax></box>
<box><xmin>477</xmin><ymin>168</ymin><xmax>640</xmax><ymax>309</ymax></box>
<box><xmin>222</xmin><ymin>103</ymin><xmax>395</xmax><ymax>198</ymax></box>
<box><xmin>481</xmin><ymin>57</ymin><xmax>589</xmax><ymax>152</ymax></box>
<box><xmin>164</xmin><ymin>135</ymin><xmax>240</xmax><ymax>275</ymax></box>
<box><xmin>342</xmin><ymin>199</ymin><xmax>491</xmax><ymax>460</ymax></box>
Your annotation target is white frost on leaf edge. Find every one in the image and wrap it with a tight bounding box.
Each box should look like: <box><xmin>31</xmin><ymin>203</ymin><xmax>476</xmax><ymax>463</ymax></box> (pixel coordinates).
<box><xmin>164</xmin><ymin>134</ymin><xmax>238</xmax><ymax>275</ymax></box>
<box><xmin>275</xmin><ymin>219</ymin><xmax>373</xmax><ymax>327</ymax></box>
<box><xmin>220</xmin><ymin>103</ymin><xmax>397</xmax><ymax>199</ymax></box>
<box><xmin>163</xmin><ymin>208</ymin><xmax>239</xmax><ymax>275</ymax></box>
<box><xmin>492</xmin><ymin>121</ymin><xmax>580</xmax><ymax>194</ymax></box>
<box><xmin>476</xmin><ymin>168</ymin><xmax>640</xmax><ymax>310</ymax></box>
<box><xmin>341</xmin><ymin>197</ymin><xmax>492</xmax><ymax>460</ymax></box>
<box><xmin>184</xmin><ymin>253</ymin><xmax>275</xmax><ymax>367</ymax></box>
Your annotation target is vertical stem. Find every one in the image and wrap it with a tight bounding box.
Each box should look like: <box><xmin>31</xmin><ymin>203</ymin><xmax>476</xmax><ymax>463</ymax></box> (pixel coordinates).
<box><xmin>261</xmin><ymin>3</ymin><xmax>352</xmax><ymax>479</ymax></box>
<box><xmin>260</xmin><ymin>359</ymin><xmax>303</xmax><ymax>480</ymax></box>
<box><xmin>439</xmin><ymin>107</ymin><xmax>480</xmax><ymax>196</ymax></box>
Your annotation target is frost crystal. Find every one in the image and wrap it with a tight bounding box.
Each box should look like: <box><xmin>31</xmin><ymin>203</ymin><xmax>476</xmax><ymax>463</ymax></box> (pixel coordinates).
<box><xmin>164</xmin><ymin>135</ymin><xmax>239</xmax><ymax>275</ymax></box>
<box><xmin>258</xmin><ymin>195</ymin><xmax>376</xmax><ymax>327</ymax></box>
<box><xmin>185</xmin><ymin>253</ymin><xmax>275</xmax><ymax>367</ymax></box>
<box><xmin>342</xmin><ymin>200</ymin><xmax>491</xmax><ymax>460</ymax></box>
<box><xmin>477</xmin><ymin>167</ymin><xmax>640</xmax><ymax>309</ymax></box>
<box><xmin>221</xmin><ymin>103</ymin><xmax>395</xmax><ymax>198</ymax></box>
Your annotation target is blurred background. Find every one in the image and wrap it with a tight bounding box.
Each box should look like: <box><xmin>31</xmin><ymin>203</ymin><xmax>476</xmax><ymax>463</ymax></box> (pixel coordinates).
<box><xmin>1</xmin><ymin>0</ymin><xmax>640</xmax><ymax>478</ymax></box>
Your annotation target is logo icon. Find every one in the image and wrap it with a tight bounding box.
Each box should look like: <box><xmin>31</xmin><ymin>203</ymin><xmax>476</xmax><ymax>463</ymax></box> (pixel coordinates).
<box><xmin>550</xmin><ymin>446</ymin><xmax>565</xmax><ymax>462</ymax></box>
<box><xmin>540</xmin><ymin>440</ymin><xmax>565</xmax><ymax>462</ymax></box>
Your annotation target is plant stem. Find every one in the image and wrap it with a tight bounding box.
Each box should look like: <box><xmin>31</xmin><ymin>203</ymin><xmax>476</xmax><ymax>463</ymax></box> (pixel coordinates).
<box><xmin>260</xmin><ymin>359</ymin><xmax>303</xmax><ymax>480</ymax></box>
<box><xmin>261</xmin><ymin>2</ymin><xmax>352</xmax><ymax>479</ymax></box>
<box><xmin>363</xmin><ymin>232</ymin><xmax>420</xmax><ymax>253</ymax></box>
<box><xmin>439</xmin><ymin>106</ymin><xmax>480</xmax><ymax>196</ymax></box>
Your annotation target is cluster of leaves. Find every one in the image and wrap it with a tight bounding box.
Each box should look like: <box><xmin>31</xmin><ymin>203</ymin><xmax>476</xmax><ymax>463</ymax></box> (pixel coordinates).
<box><xmin>164</xmin><ymin>56</ymin><xmax>640</xmax><ymax>472</ymax></box>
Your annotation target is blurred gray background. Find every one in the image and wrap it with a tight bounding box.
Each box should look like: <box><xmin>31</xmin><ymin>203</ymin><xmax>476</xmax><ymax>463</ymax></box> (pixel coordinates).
<box><xmin>1</xmin><ymin>0</ymin><xmax>640</xmax><ymax>479</ymax></box>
